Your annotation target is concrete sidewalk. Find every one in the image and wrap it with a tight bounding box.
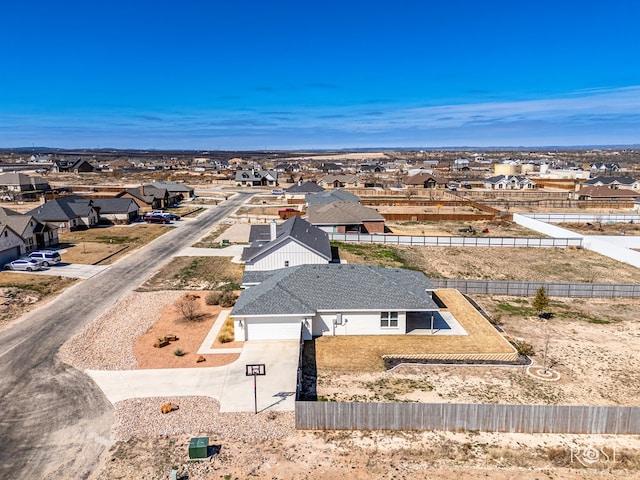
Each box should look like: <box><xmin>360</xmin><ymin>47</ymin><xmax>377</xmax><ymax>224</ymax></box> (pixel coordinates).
<box><xmin>86</xmin><ymin>340</ymin><xmax>299</xmax><ymax>412</ymax></box>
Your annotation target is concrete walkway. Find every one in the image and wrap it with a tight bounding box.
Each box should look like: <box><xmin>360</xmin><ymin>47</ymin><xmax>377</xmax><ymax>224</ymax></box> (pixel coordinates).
<box><xmin>197</xmin><ymin>309</ymin><xmax>242</xmax><ymax>354</ymax></box>
<box><xmin>86</xmin><ymin>340</ymin><xmax>300</xmax><ymax>412</ymax></box>
<box><xmin>177</xmin><ymin>245</ymin><xmax>245</xmax><ymax>263</ymax></box>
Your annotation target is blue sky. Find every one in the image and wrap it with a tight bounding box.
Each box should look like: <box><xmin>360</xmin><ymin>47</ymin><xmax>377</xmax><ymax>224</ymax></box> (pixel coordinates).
<box><xmin>1</xmin><ymin>0</ymin><xmax>639</xmax><ymax>149</ymax></box>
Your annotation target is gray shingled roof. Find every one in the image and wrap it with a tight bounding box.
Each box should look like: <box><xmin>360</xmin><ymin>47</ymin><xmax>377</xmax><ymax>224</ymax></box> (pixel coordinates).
<box><xmin>306</xmin><ymin>189</ymin><xmax>360</xmax><ymax>206</ymax></box>
<box><xmin>307</xmin><ymin>201</ymin><xmax>384</xmax><ymax>225</ymax></box>
<box><xmin>148</xmin><ymin>181</ymin><xmax>194</xmax><ymax>193</ymax></box>
<box><xmin>232</xmin><ymin>264</ymin><xmax>437</xmax><ymax>316</ymax></box>
<box><xmin>285</xmin><ymin>181</ymin><xmax>325</xmax><ymax>194</ymax></box>
<box><xmin>27</xmin><ymin>195</ymin><xmax>95</xmax><ymax>222</ymax></box>
<box><xmin>90</xmin><ymin>198</ymin><xmax>138</xmax><ymax>214</ymax></box>
<box><xmin>241</xmin><ymin>216</ymin><xmax>331</xmax><ymax>262</ymax></box>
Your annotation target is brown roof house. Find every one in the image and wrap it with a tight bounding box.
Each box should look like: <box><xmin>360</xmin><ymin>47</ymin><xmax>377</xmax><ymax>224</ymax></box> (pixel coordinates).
<box><xmin>307</xmin><ymin>201</ymin><xmax>385</xmax><ymax>234</ymax></box>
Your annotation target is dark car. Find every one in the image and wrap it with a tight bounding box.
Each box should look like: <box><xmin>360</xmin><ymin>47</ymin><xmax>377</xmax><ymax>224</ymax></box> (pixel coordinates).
<box><xmin>144</xmin><ymin>214</ymin><xmax>171</xmax><ymax>224</ymax></box>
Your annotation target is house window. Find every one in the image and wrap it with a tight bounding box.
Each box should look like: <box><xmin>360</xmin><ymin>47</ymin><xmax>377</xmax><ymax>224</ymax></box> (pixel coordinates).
<box><xmin>380</xmin><ymin>311</ymin><xmax>398</xmax><ymax>328</ymax></box>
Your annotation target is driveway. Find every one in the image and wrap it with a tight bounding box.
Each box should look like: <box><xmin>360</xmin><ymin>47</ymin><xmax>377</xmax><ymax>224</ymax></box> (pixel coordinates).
<box><xmin>86</xmin><ymin>340</ymin><xmax>300</xmax><ymax>412</ymax></box>
<box><xmin>5</xmin><ymin>263</ymin><xmax>110</xmax><ymax>279</ymax></box>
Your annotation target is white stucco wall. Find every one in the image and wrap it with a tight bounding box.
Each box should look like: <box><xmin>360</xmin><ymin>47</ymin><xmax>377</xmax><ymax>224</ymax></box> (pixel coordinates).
<box><xmin>244</xmin><ymin>239</ymin><xmax>327</xmax><ymax>271</ymax></box>
<box><xmin>313</xmin><ymin>311</ymin><xmax>407</xmax><ymax>336</ymax></box>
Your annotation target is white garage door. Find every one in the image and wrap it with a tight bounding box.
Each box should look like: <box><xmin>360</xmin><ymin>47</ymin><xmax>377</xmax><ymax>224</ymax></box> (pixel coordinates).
<box><xmin>247</xmin><ymin>318</ymin><xmax>302</xmax><ymax>341</ymax></box>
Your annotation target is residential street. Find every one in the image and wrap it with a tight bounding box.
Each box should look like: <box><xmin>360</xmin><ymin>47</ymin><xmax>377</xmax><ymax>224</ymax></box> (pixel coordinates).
<box><xmin>0</xmin><ymin>192</ymin><xmax>253</xmax><ymax>479</ymax></box>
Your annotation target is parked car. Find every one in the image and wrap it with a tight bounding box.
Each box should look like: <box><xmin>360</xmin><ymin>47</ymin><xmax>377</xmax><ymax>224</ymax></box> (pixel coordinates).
<box><xmin>27</xmin><ymin>250</ymin><xmax>61</xmax><ymax>266</ymax></box>
<box><xmin>4</xmin><ymin>259</ymin><xmax>44</xmax><ymax>271</ymax></box>
<box><xmin>144</xmin><ymin>214</ymin><xmax>171</xmax><ymax>224</ymax></box>
<box><xmin>151</xmin><ymin>210</ymin><xmax>180</xmax><ymax>220</ymax></box>
<box><xmin>271</xmin><ymin>189</ymin><xmax>284</xmax><ymax>195</ymax></box>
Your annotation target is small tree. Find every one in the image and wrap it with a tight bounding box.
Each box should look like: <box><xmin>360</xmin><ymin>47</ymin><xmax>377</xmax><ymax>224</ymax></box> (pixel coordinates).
<box><xmin>532</xmin><ymin>286</ymin><xmax>550</xmax><ymax>317</ymax></box>
<box><xmin>176</xmin><ymin>294</ymin><xmax>201</xmax><ymax>322</ymax></box>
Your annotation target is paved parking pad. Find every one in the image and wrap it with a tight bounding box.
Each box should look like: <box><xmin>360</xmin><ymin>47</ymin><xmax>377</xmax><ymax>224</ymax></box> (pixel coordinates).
<box><xmin>86</xmin><ymin>340</ymin><xmax>300</xmax><ymax>412</ymax></box>
<box><xmin>8</xmin><ymin>263</ymin><xmax>111</xmax><ymax>279</ymax></box>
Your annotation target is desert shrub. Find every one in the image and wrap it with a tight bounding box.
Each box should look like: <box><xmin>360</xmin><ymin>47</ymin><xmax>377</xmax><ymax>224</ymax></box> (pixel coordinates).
<box><xmin>174</xmin><ymin>348</ymin><xmax>185</xmax><ymax>357</ymax></box>
<box><xmin>176</xmin><ymin>294</ymin><xmax>201</xmax><ymax>321</ymax></box>
<box><xmin>219</xmin><ymin>290</ymin><xmax>237</xmax><ymax>307</ymax></box>
<box><xmin>513</xmin><ymin>340</ymin><xmax>535</xmax><ymax>356</ymax></box>
<box><xmin>218</xmin><ymin>332</ymin><xmax>234</xmax><ymax>343</ymax></box>
<box><xmin>205</xmin><ymin>291</ymin><xmax>221</xmax><ymax>305</ymax></box>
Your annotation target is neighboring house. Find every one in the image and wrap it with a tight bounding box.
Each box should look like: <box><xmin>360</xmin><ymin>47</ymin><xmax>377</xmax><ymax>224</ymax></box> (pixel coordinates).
<box><xmin>317</xmin><ymin>175</ymin><xmax>360</xmax><ymax>189</ymax></box>
<box><xmin>0</xmin><ymin>207</ymin><xmax>58</xmax><ymax>251</ymax></box>
<box><xmin>241</xmin><ymin>216</ymin><xmax>333</xmax><ymax>286</ymax></box>
<box><xmin>483</xmin><ymin>175</ymin><xmax>537</xmax><ymax>190</ymax></box>
<box><xmin>274</xmin><ymin>163</ymin><xmax>300</xmax><ymax>173</ymax></box>
<box><xmin>582</xmin><ymin>176</ymin><xmax>640</xmax><ymax>190</ymax></box>
<box><xmin>0</xmin><ymin>224</ymin><xmax>27</xmax><ymax>266</ymax></box>
<box><xmin>116</xmin><ymin>185</ymin><xmax>180</xmax><ymax>210</ymax></box>
<box><xmin>307</xmin><ymin>201</ymin><xmax>385</xmax><ymax>234</ymax></box>
<box><xmin>146</xmin><ymin>181</ymin><xmax>195</xmax><ymax>198</ymax></box>
<box><xmin>577</xmin><ymin>186</ymin><xmax>640</xmax><ymax>201</ymax></box>
<box><xmin>284</xmin><ymin>181</ymin><xmax>325</xmax><ymax>200</ymax></box>
<box><xmin>319</xmin><ymin>162</ymin><xmax>343</xmax><ymax>173</ymax></box>
<box><xmin>402</xmin><ymin>173</ymin><xmax>448</xmax><ymax>189</ymax></box>
<box><xmin>28</xmin><ymin>195</ymin><xmax>99</xmax><ymax>231</ymax></box>
<box><xmin>52</xmin><ymin>159</ymin><xmax>97</xmax><ymax>173</ymax></box>
<box><xmin>360</xmin><ymin>163</ymin><xmax>385</xmax><ymax>173</ymax></box>
<box><xmin>590</xmin><ymin>163</ymin><xmax>620</xmax><ymax>174</ymax></box>
<box><xmin>305</xmin><ymin>189</ymin><xmax>360</xmax><ymax>206</ymax></box>
<box><xmin>235</xmin><ymin>169</ymin><xmax>278</xmax><ymax>187</ymax></box>
<box><xmin>90</xmin><ymin>198</ymin><xmax>140</xmax><ymax>223</ymax></box>
<box><xmin>231</xmin><ymin>264</ymin><xmax>439</xmax><ymax>341</ymax></box>
<box><xmin>0</xmin><ymin>172</ymin><xmax>50</xmax><ymax>194</ymax></box>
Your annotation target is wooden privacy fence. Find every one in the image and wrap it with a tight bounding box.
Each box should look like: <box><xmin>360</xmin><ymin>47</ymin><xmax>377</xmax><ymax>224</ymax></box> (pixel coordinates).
<box><xmin>329</xmin><ymin>233</ymin><xmax>583</xmax><ymax>248</ymax></box>
<box><xmin>295</xmin><ymin>402</ymin><xmax>640</xmax><ymax>434</ymax></box>
<box><xmin>431</xmin><ymin>279</ymin><xmax>640</xmax><ymax>298</ymax></box>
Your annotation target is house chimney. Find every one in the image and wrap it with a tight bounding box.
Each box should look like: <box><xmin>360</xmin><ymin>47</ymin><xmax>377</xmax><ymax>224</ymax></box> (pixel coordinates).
<box><xmin>270</xmin><ymin>220</ymin><xmax>277</xmax><ymax>241</ymax></box>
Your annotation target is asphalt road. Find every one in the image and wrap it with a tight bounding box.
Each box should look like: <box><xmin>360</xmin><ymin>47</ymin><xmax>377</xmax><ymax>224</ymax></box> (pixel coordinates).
<box><xmin>0</xmin><ymin>192</ymin><xmax>253</xmax><ymax>479</ymax></box>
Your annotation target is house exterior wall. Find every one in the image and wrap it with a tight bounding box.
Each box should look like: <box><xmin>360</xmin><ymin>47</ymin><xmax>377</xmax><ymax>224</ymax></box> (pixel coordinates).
<box><xmin>312</xmin><ymin>311</ymin><xmax>408</xmax><ymax>336</ymax></box>
<box><xmin>0</xmin><ymin>228</ymin><xmax>26</xmax><ymax>255</ymax></box>
<box><xmin>244</xmin><ymin>239</ymin><xmax>328</xmax><ymax>271</ymax></box>
<box><xmin>363</xmin><ymin>220</ymin><xmax>385</xmax><ymax>234</ymax></box>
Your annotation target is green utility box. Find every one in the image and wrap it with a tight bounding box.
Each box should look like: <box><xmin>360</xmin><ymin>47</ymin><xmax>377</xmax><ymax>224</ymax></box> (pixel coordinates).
<box><xmin>188</xmin><ymin>436</ymin><xmax>209</xmax><ymax>459</ymax></box>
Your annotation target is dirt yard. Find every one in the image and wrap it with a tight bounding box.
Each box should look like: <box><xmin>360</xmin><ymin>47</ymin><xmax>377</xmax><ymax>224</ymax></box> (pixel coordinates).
<box><xmin>138</xmin><ymin>256</ymin><xmax>243</xmax><ymax>291</ymax></box>
<box><xmin>134</xmin><ymin>293</ymin><xmax>240</xmax><ymax>368</ymax></box>
<box><xmin>337</xmin><ymin>242</ymin><xmax>640</xmax><ymax>283</ymax></box>
<box><xmin>386</xmin><ymin>218</ymin><xmax>544</xmax><ymax>237</ymax></box>
<box><xmin>317</xmin><ymin>296</ymin><xmax>640</xmax><ymax>407</ymax></box>
<box><xmin>558</xmin><ymin>221</ymin><xmax>640</xmax><ymax>236</ymax></box>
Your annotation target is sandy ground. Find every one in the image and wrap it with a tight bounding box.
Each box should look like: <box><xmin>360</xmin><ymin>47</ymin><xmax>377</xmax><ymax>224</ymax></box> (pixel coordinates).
<box><xmin>134</xmin><ymin>294</ymin><xmax>240</xmax><ymax>368</ymax></box>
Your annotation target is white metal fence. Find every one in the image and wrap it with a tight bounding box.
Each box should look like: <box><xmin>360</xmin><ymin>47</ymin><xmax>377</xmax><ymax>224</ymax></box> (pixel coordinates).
<box><xmin>329</xmin><ymin>233</ymin><xmax>582</xmax><ymax>248</ymax></box>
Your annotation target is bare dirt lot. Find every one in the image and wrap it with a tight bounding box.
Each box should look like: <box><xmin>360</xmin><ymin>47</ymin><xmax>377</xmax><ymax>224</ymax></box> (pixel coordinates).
<box><xmin>558</xmin><ymin>221</ymin><xmax>640</xmax><ymax>236</ymax></box>
<box><xmin>387</xmin><ymin>219</ymin><xmax>544</xmax><ymax>237</ymax></box>
<box><xmin>0</xmin><ymin>273</ymin><xmax>76</xmax><ymax>329</ymax></box>
<box><xmin>337</xmin><ymin>242</ymin><xmax>640</xmax><ymax>282</ymax></box>
<box><xmin>138</xmin><ymin>256</ymin><xmax>243</xmax><ymax>291</ymax></box>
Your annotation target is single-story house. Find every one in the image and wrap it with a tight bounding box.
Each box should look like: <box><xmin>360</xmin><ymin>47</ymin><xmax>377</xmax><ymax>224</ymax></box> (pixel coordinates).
<box><xmin>284</xmin><ymin>181</ymin><xmax>325</xmax><ymax>201</ymax></box>
<box><xmin>241</xmin><ymin>217</ymin><xmax>332</xmax><ymax>287</ymax></box>
<box><xmin>231</xmin><ymin>264</ymin><xmax>439</xmax><ymax>341</ymax></box>
<box><xmin>317</xmin><ymin>175</ymin><xmax>360</xmax><ymax>189</ymax></box>
<box><xmin>28</xmin><ymin>195</ymin><xmax>99</xmax><ymax>231</ymax></box>
<box><xmin>307</xmin><ymin>201</ymin><xmax>385</xmax><ymax>234</ymax></box>
<box><xmin>582</xmin><ymin>176</ymin><xmax>640</xmax><ymax>190</ymax></box>
<box><xmin>577</xmin><ymin>186</ymin><xmax>640</xmax><ymax>201</ymax></box>
<box><xmin>305</xmin><ymin>189</ymin><xmax>360</xmax><ymax>206</ymax></box>
<box><xmin>90</xmin><ymin>198</ymin><xmax>140</xmax><ymax>223</ymax></box>
<box><xmin>146</xmin><ymin>181</ymin><xmax>195</xmax><ymax>198</ymax></box>
<box><xmin>0</xmin><ymin>207</ymin><xmax>58</xmax><ymax>251</ymax></box>
<box><xmin>116</xmin><ymin>185</ymin><xmax>181</xmax><ymax>210</ymax></box>
<box><xmin>483</xmin><ymin>175</ymin><xmax>536</xmax><ymax>190</ymax></box>
<box><xmin>52</xmin><ymin>159</ymin><xmax>97</xmax><ymax>173</ymax></box>
<box><xmin>0</xmin><ymin>172</ymin><xmax>50</xmax><ymax>194</ymax></box>
<box><xmin>402</xmin><ymin>173</ymin><xmax>448</xmax><ymax>189</ymax></box>
<box><xmin>235</xmin><ymin>169</ymin><xmax>278</xmax><ymax>187</ymax></box>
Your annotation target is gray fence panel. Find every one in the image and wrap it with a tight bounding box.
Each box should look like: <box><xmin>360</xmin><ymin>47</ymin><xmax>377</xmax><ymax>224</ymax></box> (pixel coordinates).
<box><xmin>296</xmin><ymin>402</ymin><xmax>640</xmax><ymax>434</ymax></box>
<box><xmin>430</xmin><ymin>279</ymin><xmax>640</xmax><ymax>298</ymax></box>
